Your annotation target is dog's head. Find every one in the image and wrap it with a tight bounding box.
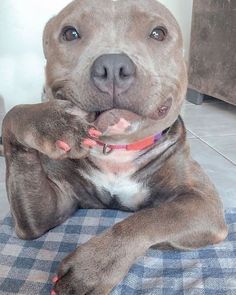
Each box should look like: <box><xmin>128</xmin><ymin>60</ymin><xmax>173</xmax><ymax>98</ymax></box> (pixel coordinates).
<box><xmin>43</xmin><ymin>0</ymin><xmax>187</xmax><ymax>143</ymax></box>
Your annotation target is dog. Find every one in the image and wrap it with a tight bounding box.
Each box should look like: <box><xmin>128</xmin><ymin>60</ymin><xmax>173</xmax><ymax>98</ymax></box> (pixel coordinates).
<box><xmin>2</xmin><ymin>0</ymin><xmax>228</xmax><ymax>294</ymax></box>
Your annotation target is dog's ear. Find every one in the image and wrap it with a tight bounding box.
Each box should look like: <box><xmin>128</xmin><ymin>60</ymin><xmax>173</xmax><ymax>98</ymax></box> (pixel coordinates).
<box><xmin>42</xmin><ymin>16</ymin><xmax>56</xmax><ymax>59</ymax></box>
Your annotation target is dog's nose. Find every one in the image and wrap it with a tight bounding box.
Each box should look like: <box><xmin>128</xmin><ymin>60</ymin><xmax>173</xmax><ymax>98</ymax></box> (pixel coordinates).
<box><xmin>91</xmin><ymin>54</ymin><xmax>136</xmax><ymax>96</ymax></box>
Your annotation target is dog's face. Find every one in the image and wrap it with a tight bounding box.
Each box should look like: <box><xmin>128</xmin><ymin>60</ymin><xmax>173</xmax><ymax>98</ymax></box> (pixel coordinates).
<box><xmin>43</xmin><ymin>0</ymin><xmax>187</xmax><ymax>142</ymax></box>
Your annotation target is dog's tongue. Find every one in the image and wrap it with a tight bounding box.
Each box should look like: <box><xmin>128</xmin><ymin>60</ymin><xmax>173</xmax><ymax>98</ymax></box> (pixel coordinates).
<box><xmin>94</xmin><ymin>109</ymin><xmax>141</xmax><ymax>135</ymax></box>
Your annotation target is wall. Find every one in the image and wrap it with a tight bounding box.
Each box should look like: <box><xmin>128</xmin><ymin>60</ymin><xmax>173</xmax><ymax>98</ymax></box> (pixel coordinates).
<box><xmin>0</xmin><ymin>0</ymin><xmax>193</xmax><ymax>111</ymax></box>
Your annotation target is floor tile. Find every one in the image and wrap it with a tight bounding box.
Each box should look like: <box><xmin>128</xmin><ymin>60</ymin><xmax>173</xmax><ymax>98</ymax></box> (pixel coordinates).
<box><xmin>0</xmin><ymin>182</ymin><xmax>8</xmax><ymax>221</ymax></box>
<box><xmin>184</xmin><ymin>99</ymin><xmax>192</xmax><ymax>105</ymax></box>
<box><xmin>200</xmin><ymin>135</ymin><xmax>236</xmax><ymax>165</ymax></box>
<box><xmin>0</xmin><ymin>157</ymin><xmax>6</xmax><ymax>182</ymax></box>
<box><xmin>183</xmin><ymin>102</ymin><xmax>236</xmax><ymax>137</ymax></box>
<box><xmin>186</xmin><ymin>130</ymin><xmax>196</xmax><ymax>139</ymax></box>
<box><xmin>0</xmin><ymin>157</ymin><xmax>8</xmax><ymax>221</ymax></box>
<box><xmin>188</xmin><ymin>138</ymin><xmax>236</xmax><ymax>208</ymax></box>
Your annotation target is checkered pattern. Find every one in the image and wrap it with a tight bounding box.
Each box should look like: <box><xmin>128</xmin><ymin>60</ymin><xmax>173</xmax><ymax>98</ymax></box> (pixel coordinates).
<box><xmin>0</xmin><ymin>209</ymin><xmax>236</xmax><ymax>295</ymax></box>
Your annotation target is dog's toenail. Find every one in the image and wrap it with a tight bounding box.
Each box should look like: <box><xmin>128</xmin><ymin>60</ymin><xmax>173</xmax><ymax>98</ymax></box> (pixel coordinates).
<box><xmin>88</xmin><ymin>128</ymin><xmax>102</xmax><ymax>138</ymax></box>
<box><xmin>83</xmin><ymin>139</ymin><xmax>97</xmax><ymax>147</ymax></box>
<box><xmin>52</xmin><ymin>276</ymin><xmax>59</xmax><ymax>283</ymax></box>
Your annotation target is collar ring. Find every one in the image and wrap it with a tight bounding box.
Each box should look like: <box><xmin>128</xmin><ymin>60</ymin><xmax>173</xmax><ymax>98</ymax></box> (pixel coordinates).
<box><xmin>103</xmin><ymin>144</ymin><xmax>113</xmax><ymax>155</ymax></box>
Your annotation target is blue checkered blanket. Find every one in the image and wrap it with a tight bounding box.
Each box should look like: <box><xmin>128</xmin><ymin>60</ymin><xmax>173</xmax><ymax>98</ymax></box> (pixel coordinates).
<box><xmin>0</xmin><ymin>209</ymin><xmax>236</xmax><ymax>295</ymax></box>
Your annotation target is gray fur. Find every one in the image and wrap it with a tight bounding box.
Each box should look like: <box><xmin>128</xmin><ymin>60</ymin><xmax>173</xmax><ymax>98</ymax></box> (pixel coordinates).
<box><xmin>2</xmin><ymin>1</ymin><xmax>227</xmax><ymax>294</ymax></box>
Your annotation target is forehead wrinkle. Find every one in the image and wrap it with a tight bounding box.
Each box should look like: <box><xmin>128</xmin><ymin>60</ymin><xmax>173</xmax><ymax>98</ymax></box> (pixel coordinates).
<box><xmin>128</xmin><ymin>5</ymin><xmax>181</xmax><ymax>32</ymax></box>
<box><xmin>57</xmin><ymin>0</ymin><xmax>181</xmax><ymax>38</ymax></box>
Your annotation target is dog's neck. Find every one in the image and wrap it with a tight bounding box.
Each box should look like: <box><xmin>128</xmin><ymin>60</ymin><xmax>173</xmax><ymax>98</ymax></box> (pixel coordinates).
<box><xmin>93</xmin><ymin>131</ymin><xmax>163</xmax><ymax>155</ymax></box>
<box><xmin>88</xmin><ymin>133</ymin><xmax>171</xmax><ymax>175</ymax></box>
<box><xmin>87</xmin><ymin>117</ymin><xmax>185</xmax><ymax>175</ymax></box>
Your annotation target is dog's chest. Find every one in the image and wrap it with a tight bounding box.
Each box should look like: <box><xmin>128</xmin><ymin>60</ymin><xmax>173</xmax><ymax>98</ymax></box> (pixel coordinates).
<box><xmin>82</xmin><ymin>151</ymin><xmax>150</xmax><ymax>210</ymax></box>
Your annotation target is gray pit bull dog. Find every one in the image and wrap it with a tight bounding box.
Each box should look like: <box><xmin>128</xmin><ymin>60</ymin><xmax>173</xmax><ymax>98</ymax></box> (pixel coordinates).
<box><xmin>2</xmin><ymin>0</ymin><xmax>228</xmax><ymax>294</ymax></box>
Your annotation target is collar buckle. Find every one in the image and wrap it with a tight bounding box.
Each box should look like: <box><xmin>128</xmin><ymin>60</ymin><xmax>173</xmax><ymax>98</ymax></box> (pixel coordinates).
<box><xmin>103</xmin><ymin>144</ymin><xmax>113</xmax><ymax>155</ymax></box>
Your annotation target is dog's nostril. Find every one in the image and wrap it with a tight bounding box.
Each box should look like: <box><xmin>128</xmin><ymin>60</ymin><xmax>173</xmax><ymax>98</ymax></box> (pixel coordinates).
<box><xmin>119</xmin><ymin>64</ymin><xmax>136</xmax><ymax>80</ymax></box>
<box><xmin>119</xmin><ymin>67</ymin><xmax>127</xmax><ymax>79</ymax></box>
<box><xmin>103</xmin><ymin>67</ymin><xmax>108</xmax><ymax>79</ymax></box>
<box><xmin>93</xmin><ymin>66</ymin><xmax>108</xmax><ymax>79</ymax></box>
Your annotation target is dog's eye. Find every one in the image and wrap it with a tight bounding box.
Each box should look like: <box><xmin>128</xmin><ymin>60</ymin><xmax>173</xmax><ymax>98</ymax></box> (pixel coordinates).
<box><xmin>63</xmin><ymin>27</ymin><xmax>80</xmax><ymax>41</ymax></box>
<box><xmin>150</xmin><ymin>27</ymin><xmax>167</xmax><ymax>41</ymax></box>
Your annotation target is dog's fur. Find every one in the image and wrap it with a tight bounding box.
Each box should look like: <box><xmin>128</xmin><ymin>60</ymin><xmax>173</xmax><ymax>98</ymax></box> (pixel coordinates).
<box><xmin>2</xmin><ymin>0</ymin><xmax>227</xmax><ymax>294</ymax></box>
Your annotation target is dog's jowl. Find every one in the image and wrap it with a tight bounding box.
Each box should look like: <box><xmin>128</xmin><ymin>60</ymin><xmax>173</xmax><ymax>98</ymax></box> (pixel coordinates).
<box><xmin>2</xmin><ymin>0</ymin><xmax>228</xmax><ymax>294</ymax></box>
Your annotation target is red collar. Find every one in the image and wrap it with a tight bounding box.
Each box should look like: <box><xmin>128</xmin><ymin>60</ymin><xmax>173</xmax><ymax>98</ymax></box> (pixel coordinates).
<box><xmin>95</xmin><ymin>132</ymin><xmax>163</xmax><ymax>155</ymax></box>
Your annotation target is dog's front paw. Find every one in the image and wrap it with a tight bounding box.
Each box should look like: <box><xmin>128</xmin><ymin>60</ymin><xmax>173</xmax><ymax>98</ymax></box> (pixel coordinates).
<box><xmin>21</xmin><ymin>100</ymin><xmax>99</xmax><ymax>160</ymax></box>
<box><xmin>52</xmin><ymin>230</ymin><xmax>134</xmax><ymax>295</ymax></box>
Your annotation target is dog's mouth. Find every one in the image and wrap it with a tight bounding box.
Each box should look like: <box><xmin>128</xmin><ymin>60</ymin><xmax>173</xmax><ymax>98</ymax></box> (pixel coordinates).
<box><xmin>94</xmin><ymin>110</ymin><xmax>107</xmax><ymax>120</ymax></box>
<box><xmin>93</xmin><ymin>108</ymin><xmax>144</xmax><ymax>136</ymax></box>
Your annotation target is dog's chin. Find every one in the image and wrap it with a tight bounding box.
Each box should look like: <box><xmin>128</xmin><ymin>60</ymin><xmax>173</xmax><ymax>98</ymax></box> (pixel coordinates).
<box><xmin>93</xmin><ymin>108</ymin><xmax>144</xmax><ymax>135</ymax></box>
<box><xmin>93</xmin><ymin>107</ymin><xmax>163</xmax><ymax>145</ymax></box>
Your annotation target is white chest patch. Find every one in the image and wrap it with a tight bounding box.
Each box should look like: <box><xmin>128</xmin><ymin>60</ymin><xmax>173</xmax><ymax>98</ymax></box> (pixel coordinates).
<box><xmin>81</xmin><ymin>168</ymin><xmax>150</xmax><ymax>210</ymax></box>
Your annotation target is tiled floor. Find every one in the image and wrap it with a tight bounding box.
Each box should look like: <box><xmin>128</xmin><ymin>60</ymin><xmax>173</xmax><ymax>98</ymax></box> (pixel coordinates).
<box><xmin>184</xmin><ymin>98</ymin><xmax>236</xmax><ymax>209</ymax></box>
<box><xmin>0</xmin><ymin>98</ymin><xmax>236</xmax><ymax>221</ymax></box>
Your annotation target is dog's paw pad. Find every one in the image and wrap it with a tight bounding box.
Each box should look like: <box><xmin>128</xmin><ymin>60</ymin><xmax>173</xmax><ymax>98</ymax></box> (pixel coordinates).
<box><xmin>56</xmin><ymin>141</ymin><xmax>71</xmax><ymax>152</ymax></box>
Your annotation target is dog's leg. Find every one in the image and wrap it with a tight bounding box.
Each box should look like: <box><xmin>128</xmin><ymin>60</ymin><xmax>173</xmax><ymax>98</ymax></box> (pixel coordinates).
<box><xmin>3</xmin><ymin>143</ymin><xmax>79</xmax><ymax>240</ymax></box>
<box><xmin>53</xmin><ymin>192</ymin><xmax>227</xmax><ymax>295</ymax></box>
<box><xmin>2</xmin><ymin>101</ymin><xmax>93</xmax><ymax>240</ymax></box>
